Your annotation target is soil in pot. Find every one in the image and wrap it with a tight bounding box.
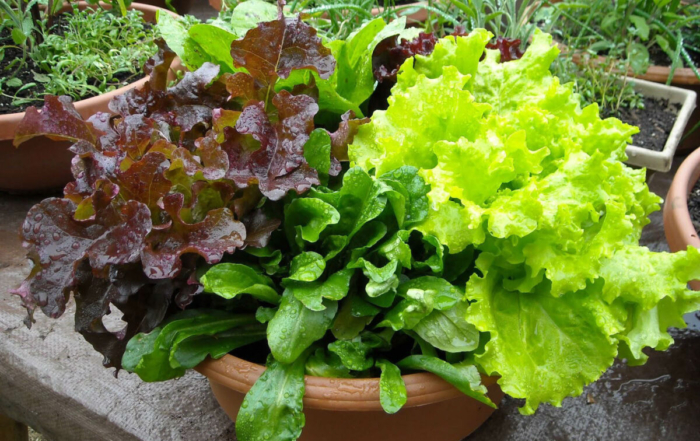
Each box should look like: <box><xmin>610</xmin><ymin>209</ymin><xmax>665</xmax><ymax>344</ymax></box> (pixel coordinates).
<box><xmin>649</xmin><ymin>43</ymin><xmax>700</xmax><ymax>68</ymax></box>
<box><xmin>0</xmin><ymin>8</ymin><xmax>154</xmax><ymax>115</ymax></box>
<box><xmin>0</xmin><ymin>29</ymin><xmax>45</xmax><ymax>115</ymax></box>
<box><xmin>647</xmin><ymin>19</ymin><xmax>700</xmax><ymax>68</ymax></box>
<box><xmin>687</xmin><ymin>179</ymin><xmax>700</xmax><ymax>233</ymax></box>
<box><xmin>612</xmin><ymin>97</ymin><xmax>680</xmax><ymax>152</ymax></box>
<box><xmin>139</xmin><ymin>0</ymin><xmax>193</xmax><ymax>14</ymax></box>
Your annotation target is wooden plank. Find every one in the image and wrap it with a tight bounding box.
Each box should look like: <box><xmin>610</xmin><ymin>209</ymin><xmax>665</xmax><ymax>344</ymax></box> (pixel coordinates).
<box><xmin>0</xmin><ymin>413</ymin><xmax>28</xmax><ymax>441</ymax></box>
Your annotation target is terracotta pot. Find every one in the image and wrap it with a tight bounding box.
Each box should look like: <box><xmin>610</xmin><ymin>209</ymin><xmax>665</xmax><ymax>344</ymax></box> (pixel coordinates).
<box><xmin>568</xmin><ymin>46</ymin><xmax>699</xmax><ymax>86</ymax></box>
<box><xmin>636</xmin><ymin>65</ymin><xmax>699</xmax><ymax>87</ymax></box>
<box><xmin>664</xmin><ymin>147</ymin><xmax>700</xmax><ymax>290</ymax></box>
<box><xmin>196</xmin><ymin>354</ymin><xmax>504</xmax><ymax>441</ymax></box>
<box><xmin>209</xmin><ymin>0</ymin><xmax>428</xmax><ymax>21</ymax></box>
<box><xmin>677</xmin><ymin>85</ymin><xmax>700</xmax><ymax>153</ymax></box>
<box><xmin>0</xmin><ymin>2</ymin><xmax>179</xmax><ymax>194</ymax></box>
<box><xmin>138</xmin><ymin>0</ymin><xmax>194</xmax><ymax>14</ymax></box>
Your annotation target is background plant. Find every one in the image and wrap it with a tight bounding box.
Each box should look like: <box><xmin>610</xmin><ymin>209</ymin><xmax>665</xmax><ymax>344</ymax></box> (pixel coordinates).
<box><xmin>291</xmin><ymin>0</ymin><xmax>400</xmax><ymax>41</ymax></box>
<box><xmin>543</xmin><ymin>0</ymin><xmax>700</xmax><ymax>83</ymax></box>
<box><xmin>0</xmin><ymin>0</ymin><xmax>158</xmax><ymax>109</ymax></box>
<box><xmin>549</xmin><ymin>47</ymin><xmax>645</xmax><ymax>117</ymax></box>
<box><xmin>29</xmin><ymin>7</ymin><xmax>157</xmax><ymax>102</ymax></box>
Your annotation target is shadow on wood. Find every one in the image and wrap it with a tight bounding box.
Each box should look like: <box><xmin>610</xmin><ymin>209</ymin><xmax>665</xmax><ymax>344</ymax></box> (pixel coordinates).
<box><xmin>0</xmin><ymin>413</ymin><xmax>28</xmax><ymax>441</ymax></box>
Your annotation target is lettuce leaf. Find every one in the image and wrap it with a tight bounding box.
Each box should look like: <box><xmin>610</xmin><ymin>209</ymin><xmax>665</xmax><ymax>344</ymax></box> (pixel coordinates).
<box><xmin>465</xmin><ymin>254</ymin><xmax>624</xmax><ymax>415</ymax></box>
<box><xmin>311</xmin><ymin>17</ymin><xmax>412</xmax><ymax>116</ymax></box>
<box><xmin>397</xmin><ymin>355</ymin><xmax>494</xmax><ymax>408</ymax></box>
<box><xmin>236</xmin><ymin>353</ymin><xmax>309</xmax><ymax>441</ymax></box>
<box><xmin>123</xmin><ymin>310</ymin><xmax>263</xmax><ymax>381</ymax></box>
<box><xmin>12</xmin><ymin>9</ymin><xmax>366</xmax><ymax>371</ymax></box>
<box><xmin>348</xmin><ymin>28</ymin><xmax>700</xmax><ymax>415</ymax></box>
<box><xmin>376</xmin><ymin>359</ymin><xmax>407</xmax><ymax>414</ymax></box>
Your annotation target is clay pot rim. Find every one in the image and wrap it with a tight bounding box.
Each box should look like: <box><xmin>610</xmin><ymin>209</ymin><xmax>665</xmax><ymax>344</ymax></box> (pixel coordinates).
<box><xmin>195</xmin><ymin>353</ymin><xmax>499</xmax><ymax>411</ymax></box>
<box><xmin>665</xmin><ymin>148</ymin><xmax>700</xmax><ymax>249</ymax></box>
<box><xmin>0</xmin><ymin>1</ymin><xmax>179</xmax><ymax>141</ymax></box>
<box><xmin>563</xmin><ymin>42</ymin><xmax>699</xmax><ymax>86</ymax></box>
<box><xmin>209</xmin><ymin>0</ymin><xmax>429</xmax><ymax>23</ymax></box>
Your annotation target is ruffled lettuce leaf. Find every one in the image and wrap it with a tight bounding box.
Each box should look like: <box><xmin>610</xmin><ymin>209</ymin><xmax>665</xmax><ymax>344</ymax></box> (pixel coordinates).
<box><xmin>278</xmin><ymin>17</ymin><xmax>415</xmax><ymax>116</ymax></box>
<box><xmin>465</xmin><ymin>253</ymin><xmax>625</xmax><ymax>415</ymax></box>
<box><xmin>156</xmin><ymin>0</ymin><xmax>280</xmax><ymax>73</ymax></box>
<box><xmin>348</xmin><ymin>28</ymin><xmax>700</xmax><ymax>415</ymax></box>
<box><xmin>12</xmin><ymin>12</ymin><xmax>363</xmax><ymax>370</ymax></box>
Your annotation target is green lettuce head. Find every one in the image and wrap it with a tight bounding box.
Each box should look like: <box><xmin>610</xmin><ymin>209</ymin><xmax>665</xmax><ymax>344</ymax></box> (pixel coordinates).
<box><xmin>349</xmin><ymin>28</ymin><xmax>700</xmax><ymax>414</ymax></box>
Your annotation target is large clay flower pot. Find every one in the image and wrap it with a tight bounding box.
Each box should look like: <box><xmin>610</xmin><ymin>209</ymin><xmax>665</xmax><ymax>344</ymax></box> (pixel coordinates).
<box><xmin>0</xmin><ymin>2</ymin><xmax>179</xmax><ymax>194</ymax></box>
<box><xmin>196</xmin><ymin>354</ymin><xmax>504</xmax><ymax>441</ymax></box>
<box><xmin>139</xmin><ymin>0</ymin><xmax>193</xmax><ymax>14</ymax></box>
<box><xmin>209</xmin><ymin>0</ymin><xmax>429</xmax><ymax>21</ymax></box>
<box><xmin>664</xmin><ymin>147</ymin><xmax>700</xmax><ymax>290</ymax></box>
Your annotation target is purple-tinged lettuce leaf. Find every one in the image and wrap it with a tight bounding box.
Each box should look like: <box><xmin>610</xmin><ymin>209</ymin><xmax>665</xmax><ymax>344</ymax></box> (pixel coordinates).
<box><xmin>14</xmin><ymin>95</ymin><xmax>100</xmax><ymax>146</ymax></box>
<box><xmin>142</xmin><ymin>193</ymin><xmax>246</xmax><ymax>279</ymax></box>
<box><xmin>373</xmin><ymin>32</ymin><xmax>437</xmax><ymax>83</ymax></box>
<box><xmin>116</xmin><ymin>152</ymin><xmax>172</xmax><ymax>211</ymax></box>
<box><xmin>486</xmin><ymin>37</ymin><xmax>525</xmax><ymax>62</ymax></box>
<box><xmin>11</xmin><ymin>7</ymin><xmax>363</xmax><ymax>376</ymax></box>
<box><xmin>225</xmin><ymin>91</ymin><xmax>321</xmax><ymax>200</ymax></box>
<box><xmin>230</xmin><ymin>14</ymin><xmax>335</xmax><ymax>89</ymax></box>
<box><xmin>13</xmin><ymin>183</ymin><xmax>152</xmax><ymax>322</ymax></box>
<box><xmin>329</xmin><ymin>111</ymin><xmax>369</xmax><ymax>162</ymax></box>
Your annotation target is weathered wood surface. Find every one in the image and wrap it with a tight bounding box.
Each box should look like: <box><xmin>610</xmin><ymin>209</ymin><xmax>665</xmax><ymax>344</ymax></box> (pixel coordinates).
<box><xmin>0</xmin><ymin>412</ymin><xmax>28</xmax><ymax>441</ymax></box>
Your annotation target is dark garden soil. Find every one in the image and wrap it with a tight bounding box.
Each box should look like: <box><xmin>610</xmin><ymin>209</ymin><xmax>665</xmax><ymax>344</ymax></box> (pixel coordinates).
<box><xmin>0</xmin><ymin>29</ymin><xmax>48</xmax><ymax>115</ymax></box>
<box><xmin>0</xmin><ymin>17</ymin><xmax>149</xmax><ymax>116</ymax></box>
<box><xmin>613</xmin><ymin>96</ymin><xmax>680</xmax><ymax>152</ymax></box>
<box><xmin>687</xmin><ymin>179</ymin><xmax>700</xmax><ymax>233</ymax></box>
<box><xmin>649</xmin><ymin>43</ymin><xmax>700</xmax><ymax>68</ymax></box>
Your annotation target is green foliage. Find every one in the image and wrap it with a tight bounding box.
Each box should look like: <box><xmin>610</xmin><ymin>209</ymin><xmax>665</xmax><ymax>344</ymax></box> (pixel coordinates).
<box><xmin>31</xmin><ymin>7</ymin><xmax>157</xmax><ymax>100</ymax></box>
<box><xmin>382</xmin><ymin>0</ymin><xmax>545</xmax><ymax>42</ymax></box>
<box><xmin>0</xmin><ymin>1</ymin><xmax>156</xmax><ymax>107</ymax></box>
<box><xmin>448</xmin><ymin>0</ymin><xmax>543</xmax><ymax>40</ymax></box>
<box><xmin>0</xmin><ymin>0</ymin><xmax>39</xmax><ymax>49</ymax></box>
<box><xmin>549</xmin><ymin>53</ymin><xmax>645</xmax><ymax>116</ymax></box>
<box><xmin>123</xmin><ymin>310</ymin><xmax>265</xmax><ymax>382</ymax></box>
<box><xmin>349</xmin><ymin>29</ymin><xmax>700</xmax><ymax>414</ymax></box>
<box><xmin>293</xmin><ymin>0</ymin><xmax>399</xmax><ymax>41</ymax></box>
<box><xmin>376</xmin><ymin>359</ymin><xmax>406</xmax><ymax>414</ymax></box>
<box><xmin>201</xmin><ymin>263</ymin><xmax>281</xmax><ymax>304</ymax></box>
<box><xmin>236</xmin><ymin>354</ymin><xmax>309</xmax><ymax>441</ymax></box>
<box><xmin>544</xmin><ymin>0</ymin><xmax>700</xmax><ymax>85</ymax></box>
<box><xmin>397</xmin><ymin>355</ymin><xmax>495</xmax><ymax>407</ymax></box>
